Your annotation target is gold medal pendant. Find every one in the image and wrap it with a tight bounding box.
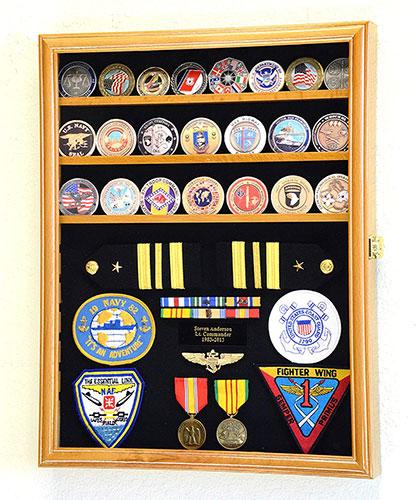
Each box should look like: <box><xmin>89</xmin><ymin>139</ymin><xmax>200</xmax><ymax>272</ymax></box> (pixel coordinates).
<box><xmin>178</xmin><ymin>415</ymin><xmax>207</xmax><ymax>450</ymax></box>
<box><xmin>216</xmin><ymin>416</ymin><xmax>247</xmax><ymax>450</ymax></box>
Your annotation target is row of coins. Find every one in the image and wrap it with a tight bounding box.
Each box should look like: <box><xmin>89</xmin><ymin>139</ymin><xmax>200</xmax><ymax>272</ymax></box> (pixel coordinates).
<box><xmin>59</xmin><ymin>113</ymin><xmax>348</xmax><ymax>157</ymax></box>
<box><xmin>59</xmin><ymin>57</ymin><xmax>348</xmax><ymax>97</ymax></box>
<box><xmin>59</xmin><ymin>174</ymin><xmax>348</xmax><ymax>216</ymax></box>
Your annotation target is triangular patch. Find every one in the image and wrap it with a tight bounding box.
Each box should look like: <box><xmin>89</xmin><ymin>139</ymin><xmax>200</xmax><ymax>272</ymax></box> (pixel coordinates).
<box><xmin>73</xmin><ymin>368</ymin><xmax>144</xmax><ymax>448</ymax></box>
<box><xmin>259</xmin><ymin>366</ymin><xmax>350</xmax><ymax>453</ymax></box>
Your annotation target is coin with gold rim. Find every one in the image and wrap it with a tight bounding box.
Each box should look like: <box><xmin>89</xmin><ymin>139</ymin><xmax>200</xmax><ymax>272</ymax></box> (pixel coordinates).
<box><xmin>182</xmin><ymin>176</ymin><xmax>224</xmax><ymax>215</ymax></box>
<box><xmin>285</xmin><ymin>58</ymin><xmax>324</xmax><ymax>91</ymax></box>
<box><xmin>99</xmin><ymin>63</ymin><xmax>135</xmax><ymax>96</ymax></box>
<box><xmin>180</xmin><ymin>118</ymin><xmax>222</xmax><ymax>155</ymax></box>
<box><xmin>271</xmin><ymin>175</ymin><xmax>314</xmax><ymax>214</ymax></box>
<box><xmin>178</xmin><ymin>416</ymin><xmax>206</xmax><ymax>450</ymax></box>
<box><xmin>136</xmin><ymin>67</ymin><xmax>170</xmax><ymax>96</ymax></box>
<box><xmin>315</xmin><ymin>173</ymin><xmax>349</xmax><ymax>213</ymax></box>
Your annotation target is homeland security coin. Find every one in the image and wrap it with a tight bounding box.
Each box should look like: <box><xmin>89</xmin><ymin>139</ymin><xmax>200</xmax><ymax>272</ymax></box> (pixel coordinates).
<box><xmin>59</xmin><ymin>120</ymin><xmax>96</xmax><ymax>156</ymax></box>
<box><xmin>268</xmin><ymin>290</ymin><xmax>341</xmax><ymax>364</ymax></box>
<box><xmin>137</xmin><ymin>118</ymin><xmax>179</xmax><ymax>155</ymax></box>
<box><xmin>136</xmin><ymin>67</ymin><xmax>170</xmax><ymax>96</ymax></box>
<box><xmin>182</xmin><ymin>176</ymin><xmax>224</xmax><ymax>215</ymax></box>
<box><xmin>227</xmin><ymin>176</ymin><xmax>268</xmax><ymax>215</ymax></box>
<box><xmin>180</xmin><ymin>118</ymin><xmax>222</xmax><ymax>155</ymax></box>
<box><xmin>324</xmin><ymin>58</ymin><xmax>349</xmax><ymax>90</ymax></box>
<box><xmin>224</xmin><ymin>116</ymin><xmax>266</xmax><ymax>154</ymax></box>
<box><xmin>96</xmin><ymin>119</ymin><xmax>137</xmax><ymax>156</ymax></box>
<box><xmin>249</xmin><ymin>60</ymin><xmax>285</xmax><ymax>93</ymax></box>
<box><xmin>100</xmin><ymin>178</ymin><xmax>140</xmax><ymax>215</ymax></box>
<box><xmin>312</xmin><ymin>113</ymin><xmax>349</xmax><ymax>152</ymax></box>
<box><xmin>271</xmin><ymin>176</ymin><xmax>314</xmax><ymax>214</ymax></box>
<box><xmin>268</xmin><ymin>115</ymin><xmax>311</xmax><ymax>153</ymax></box>
<box><xmin>98</xmin><ymin>63</ymin><xmax>135</xmax><ymax>96</ymax></box>
<box><xmin>171</xmin><ymin>62</ymin><xmax>208</xmax><ymax>95</ymax></box>
<box><xmin>73</xmin><ymin>368</ymin><xmax>145</xmax><ymax>448</ymax></box>
<box><xmin>209</xmin><ymin>57</ymin><xmax>249</xmax><ymax>94</ymax></box>
<box><xmin>59</xmin><ymin>178</ymin><xmax>99</xmax><ymax>215</ymax></box>
<box><xmin>59</xmin><ymin>61</ymin><xmax>97</xmax><ymax>97</ymax></box>
<box><xmin>285</xmin><ymin>58</ymin><xmax>324</xmax><ymax>91</ymax></box>
<box><xmin>315</xmin><ymin>173</ymin><xmax>349</xmax><ymax>213</ymax></box>
<box><xmin>139</xmin><ymin>177</ymin><xmax>180</xmax><ymax>215</ymax></box>
<box><xmin>73</xmin><ymin>293</ymin><xmax>155</xmax><ymax>365</ymax></box>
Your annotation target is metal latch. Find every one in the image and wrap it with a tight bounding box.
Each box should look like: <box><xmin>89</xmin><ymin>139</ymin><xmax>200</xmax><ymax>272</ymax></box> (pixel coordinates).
<box><xmin>368</xmin><ymin>235</ymin><xmax>384</xmax><ymax>259</ymax></box>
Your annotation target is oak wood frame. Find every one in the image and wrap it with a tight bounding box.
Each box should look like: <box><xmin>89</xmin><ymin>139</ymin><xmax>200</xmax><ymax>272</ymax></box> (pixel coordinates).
<box><xmin>39</xmin><ymin>21</ymin><xmax>379</xmax><ymax>477</ymax></box>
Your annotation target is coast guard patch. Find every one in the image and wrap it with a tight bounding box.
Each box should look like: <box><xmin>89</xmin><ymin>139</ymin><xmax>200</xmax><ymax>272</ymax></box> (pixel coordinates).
<box><xmin>74</xmin><ymin>368</ymin><xmax>144</xmax><ymax>447</ymax></box>
<box><xmin>73</xmin><ymin>293</ymin><xmax>155</xmax><ymax>365</ymax></box>
<box><xmin>259</xmin><ymin>366</ymin><xmax>350</xmax><ymax>453</ymax></box>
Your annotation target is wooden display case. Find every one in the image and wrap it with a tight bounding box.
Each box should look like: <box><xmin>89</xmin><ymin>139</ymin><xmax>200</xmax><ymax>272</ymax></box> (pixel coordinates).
<box><xmin>39</xmin><ymin>21</ymin><xmax>380</xmax><ymax>477</ymax></box>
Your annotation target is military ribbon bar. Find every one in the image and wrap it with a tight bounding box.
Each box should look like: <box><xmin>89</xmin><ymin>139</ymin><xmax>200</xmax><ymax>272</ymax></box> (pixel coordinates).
<box><xmin>214</xmin><ymin>379</ymin><xmax>249</xmax><ymax>416</ymax></box>
<box><xmin>160</xmin><ymin>296</ymin><xmax>261</xmax><ymax>308</ymax></box>
<box><xmin>161</xmin><ymin>308</ymin><xmax>260</xmax><ymax>319</ymax></box>
<box><xmin>174</xmin><ymin>377</ymin><xmax>208</xmax><ymax>416</ymax></box>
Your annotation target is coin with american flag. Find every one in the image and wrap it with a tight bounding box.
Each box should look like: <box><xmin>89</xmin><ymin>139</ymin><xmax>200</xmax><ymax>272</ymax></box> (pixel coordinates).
<box><xmin>99</xmin><ymin>63</ymin><xmax>135</xmax><ymax>96</ymax></box>
<box><xmin>285</xmin><ymin>58</ymin><xmax>324</xmax><ymax>91</ymax></box>
<box><xmin>59</xmin><ymin>178</ymin><xmax>99</xmax><ymax>215</ymax></box>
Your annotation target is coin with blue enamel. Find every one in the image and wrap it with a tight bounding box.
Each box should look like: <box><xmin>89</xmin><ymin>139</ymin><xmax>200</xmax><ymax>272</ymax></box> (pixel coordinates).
<box><xmin>182</xmin><ymin>176</ymin><xmax>224</xmax><ymax>214</ymax></box>
<box><xmin>224</xmin><ymin>116</ymin><xmax>266</xmax><ymax>154</ymax></box>
<box><xmin>249</xmin><ymin>60</ymin><xmax>285</xmax><ymax>93</ymax></box>
<box><xmin>59</xmin><ymin>61</ymin><xmax>97</xmax><ymax>97</ymax></box>
<box><xmin>268</xmin><ymin>115</ymin><xmax>311</xmax><ymax>153</ymax></box>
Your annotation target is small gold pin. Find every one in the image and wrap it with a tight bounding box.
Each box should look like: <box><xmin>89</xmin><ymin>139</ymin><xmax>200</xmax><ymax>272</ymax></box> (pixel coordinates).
<box><xmin>320</xmin><ymin>259</ymin><xmax>334</xmax><ymax>274</ymax></box>
<box><xmin>112</xmin><ymin>261</ymin><xmax>123</xmax><ymax>273</ymax></box>
<box><xmin>293</xmin><ymin>260</ymin><xmax>304</xmax><ymax>272</ymax></box>
<box><xmin>85</xmin><ymin>260</ymin><xmax>99</xmax><ymax>275</ymax></box>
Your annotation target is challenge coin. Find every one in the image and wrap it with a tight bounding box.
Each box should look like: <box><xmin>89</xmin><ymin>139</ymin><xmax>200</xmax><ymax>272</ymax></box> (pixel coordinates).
<box><xmin>98</xmin><ymin>63</ymin><xmax>135</xmax><ymax>96</ymax></box>
<box><xmin>209</xmin><ymin>57</ymin><xmax>249</xmax><ymax>94</ymax></box>
<box><xmin>224</xmin><ymin>116</ymin><xmax>266</xmax><ymax>154</ymax></box>
<box><xmin>59</xmin><ymin>61</ymin><xmax>97</xmax><ymax>97</ymax></box>
<box><xmin>249</xmin><ymin>60</ymin><xmax>285</xmax><ymax>93</ymax></box>
<box><xmin>171</xmin><ymin>62</ymin><xmax>207</xmax><ymax>95</ymax></box>
<box><xmin>59</xmin><ymin>178</ymin><xmax>99</xmax><ymax>215</ymax></box>
<box><xmin>324</xmin><ymin>58</ymin><xmax>349</xmax><ymax>90</ymax></box>
<box><xmin>182</xmin><ymin>176</ymin><xmax>224</xmax><ymax>215</ymax></box>
<box><xmin>137</xmin><ymin>118</ymin><xmax>179</xmax><ymax>155</ymax></box>
<box><xmin>285</xmin><ymin>58</ymin><xmax>324</xmax><ymax>91</ymax></box>
<box><xmin>100</xmin><ymin>178</ymin><xmax>140</xmax><ymax>215</ymax></box>
<box><xmin>140</xmin><ymin>177</ymin><xmax>180</xmax><ymax>215</ymax></box>
<box><xmin>312</xmin><ymin>113</ymin><xmax>349</xmax><ymax>152</ymax></box>
<box><xmin>268</xmin><ymin>290</ymin><xmax>341</xmax><ymax>364</ymax></box>
<box><xmin>59</xmin><ymin>120</ymin><xmax>96</xmax><ymax>157</ymax></box>
<box><xmin>73</xmin><ymin>293</ymin><xmax>155</xmax><ymax>365</ymax></box>
<box><xmin>226</xmin><ymin>176</ymin><xmax>268</xmax><ymax>215</ymax></box>
<box><xmin>96</xmin><ymin>119</ymin><xmax>136</xmax><ymax>156</ymax></box>
<box><xmin>271</xmin><ymin>175</ymin><xmax>314</xmax><ymax>214</ymax></box>
<box><xmin>137</xmin><ymin>67</ymin><xmax>170</xmax><ymax>96</ymax></box>
<box><xmin>315</xmin><ymin>173</ymin><xmax>349</xmax><ymax>213</ymax></box>
<box><xmin>268</xmin><ymin>115</ymin><xmax>311</xmax><ymax>153</ymax></box>
<box><xmin>180</xmin><ymin>118</ymin><xmax>222</xmax><ymax>155</ymax></box>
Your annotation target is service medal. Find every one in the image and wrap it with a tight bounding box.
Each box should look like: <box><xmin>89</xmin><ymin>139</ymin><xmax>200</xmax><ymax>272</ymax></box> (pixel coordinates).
<box><xmin>137</xmin><ymin>118</ymin><xmax>179</xmax><ymax>155</ymax></box>
<box><xmin>271</xmin><ymin>175</ymin><xmax>313</xmax><ymax>214</ymax></box>
<box><xmin>139</xmin><ymin>177</ymin><xmax>180</xmax><ymax>215</ymax></box>
<box><xmin>315</xmin><ymin>173</ymin><xmax>349</xmax><ymax>213</ymax></box>
<box><xmin>59</xmin><ymin>178</ymin><xmax>99</xmax><ymax>215</ymax></box>
<box><xmin>180</xmin><ymin>117</ymin><xmax>222</xmax><ymax>155</ymax></box>
<box><xmin>96</xmin><ymin>119</ymin><xmax>137</xmax><ymax>156</ymax></box>
<box><xmin>174</xmin><ymin>377</ymin><xmax>208</xmax><ymax>449</ymax></box>
<box><xmin>209</xmin><ymin>57</ymin><xmax>249</xmax><ymax>94</ymax></box>
<box><xmin>98</xmin><ymin>63</ymin><xmax>135</xmax><ymax>96</ymax></box>
<box><xmin>312</xmin><ymin>113</ymin><xmax>349</xmax><ymax>152</ymax></box>
<box><xmin>224</xmin><ymin>116</ymin><xmax>266</xmax><ymax>154</ymax></box>
<box><xmin>136</xmin><ymin>67</ymin><xmax>170</xmax><ymax>96</ymax></box>
<box><xmin>249</xmin><ymin>60</ymin><xmax>285</xmax><ymax>93</ymax></box>
<box><xmin>59</xmin><ymin>120</ymin><xmax>96</xmax><ymax>157</ymax></box>
<box><xmin>100</xmin><ymin>178</ymin><xmax>140</xmax><ymax>215</ymax></box>
<box><xmin>226</xmin><ymin>176</ymin><xmax>268</xmax><ymax>215</ymax></box>
<box><xmin>324</xmin><ymin>58</ymin><xmax>349</xmax><ymax>90</ymax></box>
<box><xmin>268</xmin><ymin>114</ymin><xmax>311</xmax><ymax>153</ymax></box>
<box><xmin>171</xmin><ymin>62</ymin><xmax>208</xmax><ymax>95</ymax></box>
<box><xmin>59</xmin><ymin>61</ymin><xmax>97</xmax><ymax>97</ymax></box>
<box><xmin>285</xmin><ymin>58</ymin><xmax>324</xmax><ymax>91</ymax></box>
<box><xmin>182</xmin><ymin>176</ymin><xmax>224</xmax><ymax>215</ymax></box>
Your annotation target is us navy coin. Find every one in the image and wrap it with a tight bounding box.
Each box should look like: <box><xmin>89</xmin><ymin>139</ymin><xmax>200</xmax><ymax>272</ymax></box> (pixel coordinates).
<box><xmin>268</xmin><ymin>290</ymin><xmax>341</xmax><ymax>364</ymax></box>
<box><xmin>59</xmin><ymin>120</ymin><xmax>96</xmax><ymax>157</ymax></box>
<box><xmin>227</xmin><ymin>176</ymin><xmax>268</xmax><ymax>215</ymax></box>
<box><xmin>171</xmin><ymin>62</ymin><xmax>207</xmax><ymax>95</ymax></box>
<box><xmin>312</xmin><ymin>113</ymin><xmax>349</xmax><ymax>152</ymax></box>
<box><xmin>216</xmin><ymin>417</ymin><xmax>247</xmax><ymax>450</ymax></box>
<box><xmin>182</xmin><ymin>176</ymin><xmax>224</xmax><ymax>215</ymax></box>
<box><xmin>268</xmin><ymin>115</ymin><xmax>311</xmax><ymax>153</ymax></box>
<box><xmin>209</xmin><ymin>57</ymin><xmax>249</xmax><ymax>94</ymax></box>
<box><xmin>224</xmin><ymin>116</ymin><xmax>266</xmax><ymax>154</ymax></box>
<box><xmin>100</xmin><ymin>178</ymin><xmax>140</xmax><ymax>215</ymax></box>
<box><xmin>137</xmin><ymin>118</ymin><xmax>179</xmax><ymax>155</ymax></box>
<box><xmin>249</xmin><ymin>60</ymin><xmax>285</xmax><ymax>93</ymax></box>
<box><xmin>324</xmin><ymin>58</ymin><xmax>349</xmax><ymax>90</ymax></box>
<box><xmin>73</xmin><ymin>293</ymin><xmax>155</xmax><ymax>365</ymax></box>
<box><xmin>315</xmin><ymin>173</ymin><xmax>349</xmax><ymax>213</ymax></box>
<box><xmin>181</xmin><ymin>118</ymin><xmax>221</xmax><ymax>155</ymax></box>
<box><xmin>59</xmin><ymin>61</ymin><xmax>97</xmax><ymax>97</ymax></box>
<box><xmin>178</xmin><ymin>417</ymin><xmax>206</xmax><ymax>450</ymax></box>
<box><xmin>271</xmin><ymin>175</ymin><xmax>314</xmax><ymax>214</ymax></box>
<box><xmin>96</xmin><ymin>119</ymin><xmax>136</xmax><ymax>156</ymax></box>
<box><xmin>137</xmin><ymin>67</ymin><xmax>170</xmax><ymax>96</ymax></box>
<box><xmin>285</xmin><ymin>58</ymin><xmax>324</xmax><ymax>91</ymax></box>
<box><xmin>98</xmin><ymin>63</ymin><xmax>135</xmax><ymax>96</ymax></box>
<box><xmin>139</xmin><ymin>177</ymin><xmax>180</xmax><ymax>215</ymax></box>
<box><xmin>59</xmin><ymin>178</ymin><xmax>99</xmax><ymax>215</ymax></box>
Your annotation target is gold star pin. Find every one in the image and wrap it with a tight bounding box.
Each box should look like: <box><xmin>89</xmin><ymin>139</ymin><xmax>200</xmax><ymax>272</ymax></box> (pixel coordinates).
<box><xmin>293</xmin><ymin>260</ymin><xmax>304</xmax><ymax>272</ymax></box>
<box><xmin>112</xmin><ymin>261</ymin><xmax>123</xmax><ymax>273</ymax></box>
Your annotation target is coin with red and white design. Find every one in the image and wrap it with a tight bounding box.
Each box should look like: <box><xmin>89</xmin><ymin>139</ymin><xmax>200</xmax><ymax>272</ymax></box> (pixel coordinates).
<box><xmin>171</xmin><ymin>62</ymin><xmax>207</xmax><ymax>95</ymax></box>
<box><xmin>182</xmin><ymin>176</ymin><xmax>224</xmax><ymax>215</ymax></box>
<box><xmin>224</xmin><ymin>116</ymin><xmax>266</xmax><ymax>154</ymax></box>
<box><xmin>96</xmin><ymin>119</ymin><xmax>137</xmax><ymax>156</ymax></box>
<box><xmin>226</xmin><ymin>176</ymin><xmax>268</xmax><ymax>215</ymax></box>
<box><xmin>137</xmin><ymin>118</ymin><xmax>179</xmax><ymax>155</ymax></box>
<box><xmin>285</xmin><ymin>58</ymin><xmax>324</xmax><ymax>91</ymax></box>
<box><xmin>98</xmin><ymin>63</ymin><xmax>135</xmax><ymax>96</ymax></box>
<box><xmin>140</xmin><ymin>177</ymin><xmax>180</xmax><ymax>215</ymax></box>
<box><xmin>209</xmin><ymin>58</ymin><xmax>249</xmax><ymax>94</ymax></box>
<box><xmin>59</xmin><ymin>178</ymin><xmax>99</xmax><ymax>215</ymax></box>
<box><xmin>312</xmin><ymin>113</ymin><xmax>349</xmax><ymax>152</ymax></box>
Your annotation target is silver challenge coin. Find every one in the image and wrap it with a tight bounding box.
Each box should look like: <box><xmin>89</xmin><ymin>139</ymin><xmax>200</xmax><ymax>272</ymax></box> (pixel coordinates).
<box><xmin>59</xmin><ymin>120</ymin><xmax>96</xmax><ymax>157</ymax></box>
<box><xmin>268</xmin><ymin>115</ymin><xmax>311</xmax><ymax>153</ymax></box>
<box><xmin>58</xmin><ymin>62</ymin><xmax>97</xmax><ymax>97</ymax></box>
<box><xmin>249</xmin><ymin>60</ymin><xmax>285</xmax><ymax>93</ymax></box>
<box><xmin>171</xmin><ymin>62</ymin><xmax>208</xmax><ymax>95</ymax></box>
<box><xmin>224</xmin><ymin>116</ymin><xmax>266</xmax><ymax>154</ymax></box>
<box><xmin>100</xmin><ymin>178</ymin><xmax>140</xmax><ymax>215</ymax></box>
<box><xmin>59</xmin><ymin>178</ymin><xmax>99</xmax><ymax>215</ymax></box>
<box><xmin>324</xmin><ymin>58</ymin><xmax>349</xmax><ymax>90</ymax></box>
<box><xmin>137</xmin><ymin>118</ymin><xmax>179</xmax><ymax>155</ymax></box>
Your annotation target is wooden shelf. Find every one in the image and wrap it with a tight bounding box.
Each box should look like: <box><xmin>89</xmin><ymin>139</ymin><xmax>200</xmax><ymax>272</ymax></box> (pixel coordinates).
<box><xmin>60</xmin><ymin>213</ymin><xmax>349</xmax><ymax>224</ymax></box>
<box><xmin>59</xmin><ymin>89</ymin><xmax>348</xmax><ymax>107</ymax></box>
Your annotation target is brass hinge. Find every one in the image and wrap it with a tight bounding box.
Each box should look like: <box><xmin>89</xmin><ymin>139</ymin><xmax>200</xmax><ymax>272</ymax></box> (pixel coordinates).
<box><xmin>368</xmin><ymin>235</ymin><xmax>384</xmax><ymax>259</ymax></box>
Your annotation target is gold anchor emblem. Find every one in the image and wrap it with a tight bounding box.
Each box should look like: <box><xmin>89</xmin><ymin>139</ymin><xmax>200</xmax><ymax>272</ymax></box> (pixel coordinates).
<box><xmin>78</xmin><ymin>316</ymin><xmax>89</xmax><ymax>333</ymax></box>
<box><xmin>139</xmin><ymin>316</ymin><xmax>151</xmax><ymax>333</ymax></box>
